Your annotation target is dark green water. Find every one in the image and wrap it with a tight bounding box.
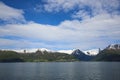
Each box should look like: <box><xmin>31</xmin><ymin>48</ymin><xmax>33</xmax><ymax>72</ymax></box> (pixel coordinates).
<box><xmin>0</xmin><ymin>62</ymin><xmax>120</xmax><ymax>80</ymax></box>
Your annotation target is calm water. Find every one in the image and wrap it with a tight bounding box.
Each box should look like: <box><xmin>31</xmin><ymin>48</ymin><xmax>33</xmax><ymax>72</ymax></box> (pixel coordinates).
<box><xmin>0</xmin><ymin>62</ymin><xmax>120</xmax><ymax>80</ymax></box>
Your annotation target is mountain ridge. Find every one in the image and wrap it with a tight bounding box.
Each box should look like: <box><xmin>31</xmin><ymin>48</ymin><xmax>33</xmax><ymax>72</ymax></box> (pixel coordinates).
<box><xmin>0</xmin><ymin>44</ymin><xmax>120</xmax><ymax>62</ymax></box>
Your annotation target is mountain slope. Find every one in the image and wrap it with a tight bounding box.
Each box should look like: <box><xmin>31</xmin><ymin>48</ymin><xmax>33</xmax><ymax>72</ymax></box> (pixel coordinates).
<box><xmin>84</xmin><ymin>49</ymin><xmax>99</xmax><ymax>56</ymax></box>
<box><xmin>93</xmin><ymin>44</ymin><xmax>120</xmax><ymax>61</ymax></box>
<box><xmin>106</xmin><ymin>44</ymin><xmax>120</xmax><ymax>50</ymax></box>
<box><xmin>72</xmin><ymin>49</ymin><xmax>95</xmax><ymax>61</ymax></box>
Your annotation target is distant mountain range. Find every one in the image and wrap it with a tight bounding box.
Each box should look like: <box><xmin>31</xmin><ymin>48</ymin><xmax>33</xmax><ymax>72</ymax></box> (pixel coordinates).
<box><xmin>6</xmin><ymin>48</ymin><xmax>99</xmax><ymax>56</ymax></box>
<box><xmin>0</xmin><ymin>44</ymin><xmax>120</xmax><ymax>62</ymax></box>
<box><xmin>71</xmin><ymin>44</ymin><xmax>120</xmax><ymax>61</ymax></box>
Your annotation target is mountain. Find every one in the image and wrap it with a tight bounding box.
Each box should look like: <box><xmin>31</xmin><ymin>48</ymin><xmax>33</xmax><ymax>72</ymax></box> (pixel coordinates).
<box><xmin>93</xmin><ymin>44</ymin><xmax>120</xmax><ymax>61</ymax></box>
<box><xmin>84</xmin><ymin>49</ymin><xmax>99</xmax><ymax>56</ymax></box>
<box><xmin>1</xmin><ymin>44</ymin><xmax>120</xmax><ymax>62</ymax></box>
<box><xmin>105</xmin><ymin>44</ymin><xmax>120</xmax><ymax>50</ymax></box>
<box><xmin>72</xmin><ymin>49</ymin><xmax>95</xmax><ymax>61</ymax></box>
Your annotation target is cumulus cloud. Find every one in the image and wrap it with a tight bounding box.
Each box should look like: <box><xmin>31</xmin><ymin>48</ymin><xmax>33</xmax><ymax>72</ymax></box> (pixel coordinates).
<box><xmin>0</xmin><ymin>2</ymin><xmax>25</xmax><ymax>23</ymax></box>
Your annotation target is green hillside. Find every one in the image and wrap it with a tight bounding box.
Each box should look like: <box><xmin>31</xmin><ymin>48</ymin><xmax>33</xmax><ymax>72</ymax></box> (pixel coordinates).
<box><xmin>93</xmin><ymin>49</ymin><xmax>120</xmax><ymax>61</ymax></box>
<box><xmin>0</xmin><ymin>50</ymin><xmax>78</xmax><ymax>62</ymax></box>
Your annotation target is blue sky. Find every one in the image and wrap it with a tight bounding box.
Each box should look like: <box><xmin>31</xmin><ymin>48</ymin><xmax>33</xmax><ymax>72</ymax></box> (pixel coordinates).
<box><xmin>0</xmin><ymin>0</ymin><xmax>73</xmax><ymax>25</ymax></box>
<box><xmin>0</xmin><ymin>0</ymin><xmax>120</xmax><ymax>50</ymax></box>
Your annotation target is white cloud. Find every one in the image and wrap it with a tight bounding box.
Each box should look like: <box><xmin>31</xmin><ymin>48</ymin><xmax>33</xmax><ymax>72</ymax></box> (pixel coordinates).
<box><xmin>34</xmin><ymin>5</ymin><xmax>44</xmax><ymax>12</ymax></box>
<box><xmin>0</xmin><ymin>2</ymin><xmax>25</xmax><ymax>23</ymax></box>
<box><xmin>0</xmin><ymin>13</ymin><xmax>120</xmax><ymax>50</ymax></box>
<box><xmin>0</xmin><ymin>1</ymin><xmax>120</xmax><ymax>50</ymax></box>
<box><xmin>72</xmin><ymin>10</ymin><xmax>90</xmax><ymax>19</ymax></box>
<box><xmin>43</xmin><ymin>0</ymin><xmax>120</xmax><ymax>19</ymax></box>
<box><xmin>44</xmin><ymin>0</ymin><xmax>80</xmax><ymax>12</ymax></box>
<box><xmin>0</xmin><ymin>38</ymin><xmax>55</xmax><ymax>49</ymax></box>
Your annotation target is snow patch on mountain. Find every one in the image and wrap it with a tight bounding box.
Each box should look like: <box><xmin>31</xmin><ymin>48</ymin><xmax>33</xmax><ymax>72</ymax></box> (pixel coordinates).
<box><xmin>12</xmin><ymin>48</ymin><xmax>52</xmax><ymax>53</ymax></box>
<box><xmin>8</xmin><ymin>48</ymin><xmax>73</xmax><ymax>54</ymax></box>
<box><xmin>84</xmin><ymin>49</ymin><xmax>99</xmax><ymax>56</ymax></box>
<box><xmin>57</xmin><ymin>50</ymin><xmax>74</xmax><ymax>54</ymax></box>
<box><xmin>106</xmin><ymin>44</ymin><xmax>120</xmax><ymax>50</ymax></box>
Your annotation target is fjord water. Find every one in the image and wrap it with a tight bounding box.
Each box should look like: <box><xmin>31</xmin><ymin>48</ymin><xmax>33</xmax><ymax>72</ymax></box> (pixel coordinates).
<box><xmin>0</xmin><ymin>62</ymin><xmax>120</xmax><ymax>80</ymax></box>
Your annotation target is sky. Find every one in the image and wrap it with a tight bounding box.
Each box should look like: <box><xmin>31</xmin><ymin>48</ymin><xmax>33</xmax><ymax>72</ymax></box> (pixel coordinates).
<box><xmin>0</xmin><ymin>0</ymin><xmax>120</xmax><ymax>51</ymax></box>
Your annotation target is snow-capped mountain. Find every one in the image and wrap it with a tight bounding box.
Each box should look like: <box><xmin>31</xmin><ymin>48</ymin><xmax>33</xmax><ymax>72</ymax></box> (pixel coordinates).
<box><xmin>106</xmin><ymin>44</ymin><xmax>120</xmax><ymax>50</ymax></box>
<box><xmin>72</xmin><ymin>49</ymin><xmax>94</xmax><ymax>61</ymax></box>
<box><xmin>57</xmin><ymin>50</ymin><xmax>74</xmax><ymax>54</ymax></box>
<box><xmin>12</xmin><ymin>48</ymin><xmax>52</xmax><ymax>53</ymax></box>
<box><xmin>84</xmin><ymin>49</ymin><xmax>99</xmax><ymax>56</ymax></box>
<box><xmin>11</xmin><ymin>48</ymin><xmax>73</xmax><ymax>54</ymax></box>
<box><xmin>72</xmin><ymin>49</ymin><xmax>85</xmax><ymax>55</ymax></box>
<box><xmin>1</xmin><ymin>48</ymin><xmax>101</xmax><ymax>55</ymax></box>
